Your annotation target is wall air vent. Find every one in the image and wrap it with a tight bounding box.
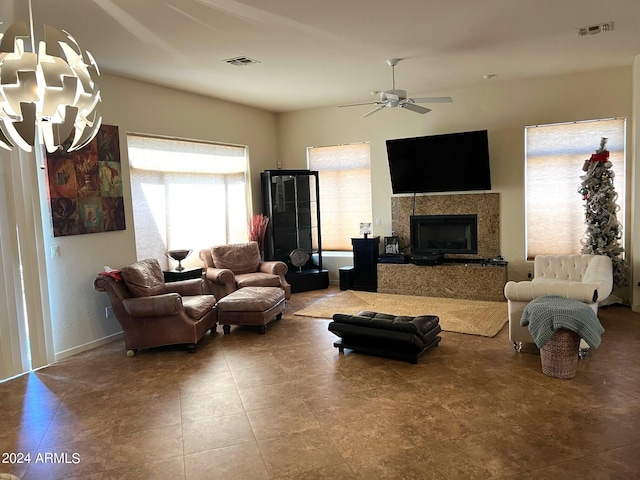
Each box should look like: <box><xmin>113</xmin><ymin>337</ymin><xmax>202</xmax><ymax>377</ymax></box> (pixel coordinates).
<box><xmin>577</xmin><ymin>22</ymin><xmax>613</xmax><ymax>36</ymax></box>
<box><xmin>223</xmin><ymin>56</ymin><xmax>260</xmax><ymax>66</ymax></box>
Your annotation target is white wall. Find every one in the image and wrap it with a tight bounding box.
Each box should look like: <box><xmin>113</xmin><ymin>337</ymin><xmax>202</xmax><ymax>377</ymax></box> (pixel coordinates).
<box><xmin>44</xmin><ymin>73</ymin><xmax>278</xmax><ymax>359</ymax></box>
<box><xmin>278</xmin><ymin>67</ymin><xmax>634</xmax><ymax>290</ymax></box>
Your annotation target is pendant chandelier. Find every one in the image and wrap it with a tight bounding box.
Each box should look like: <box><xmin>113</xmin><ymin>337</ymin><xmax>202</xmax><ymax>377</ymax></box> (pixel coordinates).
<box><xmin>0</xmin><ymin>1</ymin><xmax>102</xmax><ymax>153</ymax></box>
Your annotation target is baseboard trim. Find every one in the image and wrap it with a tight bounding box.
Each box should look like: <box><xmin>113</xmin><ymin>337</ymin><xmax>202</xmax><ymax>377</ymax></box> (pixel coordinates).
<box><xmin>54</xmin><ymin>331</ymin><xmax>124</xmax><ymax>362</ymax></box>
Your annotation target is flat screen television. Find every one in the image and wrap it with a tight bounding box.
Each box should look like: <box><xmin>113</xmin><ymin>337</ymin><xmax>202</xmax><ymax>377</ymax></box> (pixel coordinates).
<box><xmin>386</xmin><ymin>130</ymin><xmax>491</xmax><ymax>194</ymax></box>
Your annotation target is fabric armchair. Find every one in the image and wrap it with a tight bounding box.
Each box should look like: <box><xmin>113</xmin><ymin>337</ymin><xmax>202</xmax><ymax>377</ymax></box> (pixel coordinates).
<box><xmin>199</xmin><ymin>241</ymin><xmax>291</xmax><ymax>300</ymax></box>
<box><xmin>94</xmin><ymin>258</ymin><xmax>217</xmax><ymax>356</ymax></box>
<box><xmin>504</xmin><ymin>254</ymin><xmax>613</xmax><ymax>353</ymax></box>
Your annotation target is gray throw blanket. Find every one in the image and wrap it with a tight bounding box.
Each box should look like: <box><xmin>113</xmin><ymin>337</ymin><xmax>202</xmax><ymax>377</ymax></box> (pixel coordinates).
<box><xmin>520</xmin><ymin>295</ymin><xmax>604</xmax><ymax>349</ymax></box>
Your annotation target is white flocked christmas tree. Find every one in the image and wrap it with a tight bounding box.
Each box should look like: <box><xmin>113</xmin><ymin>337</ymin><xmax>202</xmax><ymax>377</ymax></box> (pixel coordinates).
<box><xmin>578</xmin><ymin>137</ymin><xmax>628</xmax><ymax>287</ymax></box>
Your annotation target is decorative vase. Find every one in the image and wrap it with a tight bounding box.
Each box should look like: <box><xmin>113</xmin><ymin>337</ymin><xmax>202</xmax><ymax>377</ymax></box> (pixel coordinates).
<box><xmin>166</xmin><ymin>249</ymin><xmax>192</xmax><ymax>271</ymax></box>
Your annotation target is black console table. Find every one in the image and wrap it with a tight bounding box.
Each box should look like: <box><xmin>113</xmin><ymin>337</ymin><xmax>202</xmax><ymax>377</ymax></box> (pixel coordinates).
<box><xmin>163</xmin><ymin>267</ymin><xmax>203</xmax><ymax>283</ymax></box>
<box><xmin>351</xmin><ymin>236</ymin><xmax>379</xmax><ymax>292</ymax></box>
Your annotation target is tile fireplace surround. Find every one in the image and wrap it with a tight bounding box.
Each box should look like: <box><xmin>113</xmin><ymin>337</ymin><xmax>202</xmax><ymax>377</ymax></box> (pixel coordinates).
<box><xmin>383</xmin><ymin>193</ymin><xmax>505</xmax><ymax>301</ymax></box>
<box><xmin>391</xmin><ymin>193</ymin><xmax>500</xmax><ymax>259</ymax></box>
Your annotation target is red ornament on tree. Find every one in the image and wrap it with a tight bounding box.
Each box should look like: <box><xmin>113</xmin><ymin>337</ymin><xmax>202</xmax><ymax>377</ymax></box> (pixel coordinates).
<box><xmin>589</xmin><ymin>151</ymin><xmax>609</xmax><ymax>162</ymax></box>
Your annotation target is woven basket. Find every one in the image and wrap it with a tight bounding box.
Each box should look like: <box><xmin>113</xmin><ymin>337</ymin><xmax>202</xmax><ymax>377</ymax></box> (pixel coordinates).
<box><xmin>540</xmin><ymin>328</ymin><xmax>580</xmax><ymax>379</ymax></box>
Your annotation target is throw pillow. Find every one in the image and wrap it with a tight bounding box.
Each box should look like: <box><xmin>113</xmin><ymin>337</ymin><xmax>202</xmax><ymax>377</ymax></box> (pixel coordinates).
<box><xmin>120</xmin><ymin>259</ymin><xmax>166</xmax><ymax>297</ymax></box>
<box><xmin>210</xmin><ymin>242</ymin><xmax>261</xmax><ymax>274</ymax></box>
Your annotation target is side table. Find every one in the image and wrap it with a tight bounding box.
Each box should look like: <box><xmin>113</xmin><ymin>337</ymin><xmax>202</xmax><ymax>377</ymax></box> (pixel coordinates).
<box><xmin>351</xmin><ymin>236</ymin><xmax>380</xmax><ymax>292</ymax></box>
<box><xmin>163</xmin><ymin>267</ymin><xmax>203</xmax><ymax>283</ymax></box>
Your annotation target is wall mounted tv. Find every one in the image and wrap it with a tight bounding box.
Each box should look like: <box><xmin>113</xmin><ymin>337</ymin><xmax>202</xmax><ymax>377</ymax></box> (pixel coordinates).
<box><xmin>386</xmin><ymin>129</ymin><xmax>491</xmax><ymax>194</ymax></box>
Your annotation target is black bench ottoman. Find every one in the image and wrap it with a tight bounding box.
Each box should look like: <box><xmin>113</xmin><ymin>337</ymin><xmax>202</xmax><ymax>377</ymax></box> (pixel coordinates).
<box><xmin>328</xmin><ymin>310</ymin><xmax>441</xmax><ymax>364</ymax></box>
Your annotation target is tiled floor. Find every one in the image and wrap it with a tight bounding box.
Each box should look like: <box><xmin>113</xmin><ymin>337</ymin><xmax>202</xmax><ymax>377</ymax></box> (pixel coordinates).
<box><xmin>1</xmin><ymin>286</ymin><xmax>640</xmax><ymax>479</ymax></box>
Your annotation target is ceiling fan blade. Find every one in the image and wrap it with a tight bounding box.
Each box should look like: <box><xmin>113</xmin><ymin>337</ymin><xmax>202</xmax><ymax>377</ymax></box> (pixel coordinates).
<box><xmin>337</xmin><ymin>101</ymin><xmax>379</xmax><ymax>108</ymax></box>
<box><xmin>411</xmin><ymin>96</ymin><xmax>453</xmax><ymax>103</ymax></box>
<box><xmin>401</xmin><ymin>103</ymin><xmax>431</xmax><ymax>114</ymax></box>
<box><xmin>362</xmin><ymin>106</ymin><xmax>386</xmax><ymax>118</ymax></box>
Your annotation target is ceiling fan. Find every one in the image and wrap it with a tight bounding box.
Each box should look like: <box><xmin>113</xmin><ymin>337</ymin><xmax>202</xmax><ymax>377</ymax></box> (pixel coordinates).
<box><xmin>338</xmin><ymin>58</ymin><xmax>453</xmax><ymax>117</ymax></box>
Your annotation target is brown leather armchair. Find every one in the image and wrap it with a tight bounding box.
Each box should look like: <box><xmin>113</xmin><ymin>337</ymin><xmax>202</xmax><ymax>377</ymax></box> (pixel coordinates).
<box><xmin>94</xmin><ymin>258</ymin><xmax>217</xmax><ymax>356</ymax></box>
<box><xmin>199</xmin><ymin>241</ymin><xmax>291</xmax><ymax>301</ymax></box>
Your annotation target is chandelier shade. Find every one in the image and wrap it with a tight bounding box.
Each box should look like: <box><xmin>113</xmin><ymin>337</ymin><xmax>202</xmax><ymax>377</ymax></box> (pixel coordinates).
<box><xmin>0</xmin><ymin>13</ymin><xmax>102</xmax><ymax>154</ymax></box>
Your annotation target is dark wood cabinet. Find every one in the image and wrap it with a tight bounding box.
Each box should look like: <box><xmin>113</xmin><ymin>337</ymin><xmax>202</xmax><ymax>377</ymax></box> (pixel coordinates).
<box><xmin>261</xmin><ymin>169</ymin><xmax>329</xmax><ymax>292</ymax></box>
<box><xmin>351</xmin><ymin>236</ymin><xmax>379</xmax><ymax>292</ymax></box>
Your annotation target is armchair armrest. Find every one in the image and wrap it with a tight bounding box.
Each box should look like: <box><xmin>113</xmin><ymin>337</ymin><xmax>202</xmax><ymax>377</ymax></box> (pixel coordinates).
<box><xmin>504</xmin><ymin>281</ymin><xmax>598</xmax><ymax>303</ymax></box>
<box><xmin>205</xmin><ymin>267</ymin><xmax>235</xmax><ymax>285</ymax></box>
<box><xmin>259</xmin><ymin>260</ymin><xmax>288</xmax><ymax>276</ymax></box>
<box><xmin>122</xmin><ymin>293</ymin><xmax>183</xmax><ymax>317</ymax></box>
<box><xmin>203</xmin><ymin>267</ymin><xmax>236</xmax><ymax>298</ymax></box>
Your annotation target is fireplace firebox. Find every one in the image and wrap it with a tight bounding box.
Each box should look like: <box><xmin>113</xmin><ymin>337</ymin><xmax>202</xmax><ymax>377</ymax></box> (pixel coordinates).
<box><xmin>410</xmin><ymin>214</ymin><xmax>478</xmax><ymax>256</ymax></box>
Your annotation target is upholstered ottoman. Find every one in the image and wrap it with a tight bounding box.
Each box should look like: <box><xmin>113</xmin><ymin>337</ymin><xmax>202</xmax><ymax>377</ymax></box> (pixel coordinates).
<box><xmin>216</xmin><ymin>286</ymin><xmax>285</xmax><ymax>334</ymax></box>
<box><xmin>329</xmin><ymin>310</ymin><xmax>441</xmax><ymax>363</ymax></box>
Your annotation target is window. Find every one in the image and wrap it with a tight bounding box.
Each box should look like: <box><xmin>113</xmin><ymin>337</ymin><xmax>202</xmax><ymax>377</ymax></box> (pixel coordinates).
<box><xmin>525</xmin><ymin>118</ymin><xmax>625</xmax><ymax>259</ymax></box>
<box><xmin>307</xmin><ymin>143</ymin><xmax>372</xmax><ymax>251</ymax></box>
<box><xmin>128</xmin><ymin>134</ymin><xmax>249</xmax><ymax>269</ymax></box>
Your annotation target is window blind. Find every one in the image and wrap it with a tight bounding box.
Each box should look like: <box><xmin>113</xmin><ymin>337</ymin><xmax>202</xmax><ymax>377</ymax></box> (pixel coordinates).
<box><xmin>308</xmin><ymin>143</ymin><xmax>372</xmax><ymax>251</ymax></box>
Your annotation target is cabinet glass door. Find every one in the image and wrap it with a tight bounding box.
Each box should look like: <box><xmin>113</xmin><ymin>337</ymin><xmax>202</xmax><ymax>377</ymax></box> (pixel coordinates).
<box><xmin>262</xmin><ymin>171</ymin><xmax>321</xmax><ymax>269</ymax></box>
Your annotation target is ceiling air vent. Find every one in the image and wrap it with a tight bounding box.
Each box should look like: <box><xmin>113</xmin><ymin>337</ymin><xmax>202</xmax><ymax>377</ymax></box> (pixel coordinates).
<box><xmin>223</xmin><ymin>56</ymin><xmax>260</xmax><ymax>66</ymax></box>
<box><xmin>577</xmin><ymin>22</ymin><xmax>613</xmax><ymax>36</ymax></box>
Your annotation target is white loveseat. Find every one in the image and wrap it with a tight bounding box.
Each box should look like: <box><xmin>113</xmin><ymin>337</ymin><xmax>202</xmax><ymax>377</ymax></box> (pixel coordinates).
<box><xmin>504</xmin><ymin>254</ymin><xmax>613</xmax><ymax>354</ymax></box>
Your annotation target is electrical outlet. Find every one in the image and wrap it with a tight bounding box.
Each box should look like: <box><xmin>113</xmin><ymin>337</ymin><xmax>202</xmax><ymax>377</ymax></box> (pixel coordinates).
<box><xmin>105</xmin><ymin>306</ymin><xmax>113</xmax><ymax>318</ymax></box>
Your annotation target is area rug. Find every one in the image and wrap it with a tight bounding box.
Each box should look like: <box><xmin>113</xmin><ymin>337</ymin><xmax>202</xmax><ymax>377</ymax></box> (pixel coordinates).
<box><xmin>294</xmin><ymin>290</ymin><xmax>508</xmax><ymax>337</ymax></box>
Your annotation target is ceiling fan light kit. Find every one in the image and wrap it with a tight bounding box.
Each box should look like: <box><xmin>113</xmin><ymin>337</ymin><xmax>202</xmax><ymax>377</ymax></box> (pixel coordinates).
<box><xmin>338</xmin><ymin>58</ymin><xmax>452</xmax><ymax>118</ymax></box>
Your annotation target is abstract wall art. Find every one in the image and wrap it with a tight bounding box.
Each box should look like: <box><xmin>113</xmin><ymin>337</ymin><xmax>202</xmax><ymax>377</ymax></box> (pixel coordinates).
<box><xmin>46</xmin><ymin>124</ymin><xmax>125</xmax><ymax>237</ymax></box>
